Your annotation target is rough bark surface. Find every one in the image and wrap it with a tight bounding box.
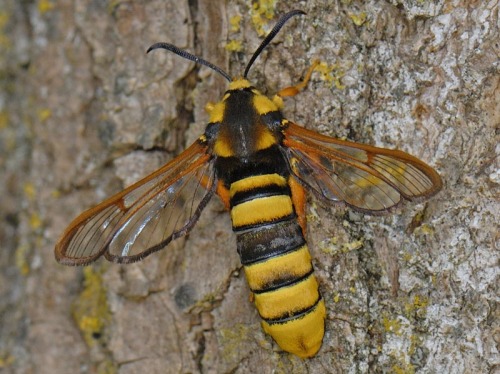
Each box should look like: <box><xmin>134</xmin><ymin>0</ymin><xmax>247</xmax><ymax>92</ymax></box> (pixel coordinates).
<box><xmin>0</xmin><ymin>1</ymin><xmax>498</xmax><ymax>373</ymax></box>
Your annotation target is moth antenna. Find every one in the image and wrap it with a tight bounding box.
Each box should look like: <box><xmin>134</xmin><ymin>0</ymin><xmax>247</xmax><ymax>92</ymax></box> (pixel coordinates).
<box><xmin>147</xmin><ymin>42</ymin><xmax>232</xmax><ymax>82</ymax></box>
<box><xmin>244</xmin><ymin>9</ymin><xmax>306</xmax><ymax>78</ymax></box>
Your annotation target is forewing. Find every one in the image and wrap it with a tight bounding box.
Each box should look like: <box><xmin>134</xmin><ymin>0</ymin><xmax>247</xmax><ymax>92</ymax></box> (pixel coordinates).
<box><xmin>55</xmin><ymin>140</ymin><xmax>215</xmax><ymax>265</ymax></box>
<box><xmin>282</xmin><ymin>122</ymin><xmax>442</xmax><ymax>213</ymax></box>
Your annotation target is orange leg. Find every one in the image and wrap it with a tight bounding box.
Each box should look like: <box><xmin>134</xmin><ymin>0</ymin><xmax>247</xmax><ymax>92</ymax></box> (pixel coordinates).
<box><xmin>198</xmin><ymin>175</ymin><xmax>231</xmax><ymax>211</ymax></box>
<box><xmin>289</xmin><ymin>176</ymin><xmax>308</xmax><ymax>236</ymax></box>
<box><xmin>216</xmin><ymin>181</ymin><xmax>231</xmax><ymax>211</ymax></box>
<box><xmin>277</xmin><ymin>60</ymin><xmax>321</xmax><ymax>98</ymax></box>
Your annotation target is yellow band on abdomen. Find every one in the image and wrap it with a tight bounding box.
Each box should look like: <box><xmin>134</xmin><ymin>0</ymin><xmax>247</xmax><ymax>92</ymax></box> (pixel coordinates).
<box><xmin>229</xmin><ymin>173</ymin><xmax>287</xmax><ymax>198</ymax></box>
<box><xmin>253</xmin><ymin>273</ymin><xmax>319</xmax><ymax>320</ymax></box>
<box><xmin>261</xmin><ymin>299</ymin><xmax>326</xmax><ymax>358</ymax></box>
<box><xmin>230</xmin><ymin>195</ymin><xmax>293</xmax><ymax>229</ymax></box>
<box><xmin>244</xmin><ymin>245</ymin><xmax>312</xmax><ymax>291</ymax></box>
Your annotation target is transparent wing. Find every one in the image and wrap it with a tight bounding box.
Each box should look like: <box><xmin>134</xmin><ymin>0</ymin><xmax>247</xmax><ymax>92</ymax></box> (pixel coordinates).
<box><xmin>282</xmin><ymin>122</ymin><xmax>442</xmax><ymax>213</ymax></box>
<box><xmin>55</xmin><ymin>140</ymin><xmax>216</xmax><ymax>265</ymax></box>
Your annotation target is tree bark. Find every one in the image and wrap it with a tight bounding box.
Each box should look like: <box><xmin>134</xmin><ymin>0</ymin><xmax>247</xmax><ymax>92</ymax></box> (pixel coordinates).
<box><xmin>1</xmin><ymin>1</ymin><xmax>498</xmax><ymax>373</ymax></box>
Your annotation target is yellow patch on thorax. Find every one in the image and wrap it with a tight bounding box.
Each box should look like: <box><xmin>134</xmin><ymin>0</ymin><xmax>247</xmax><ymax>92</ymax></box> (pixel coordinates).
<box><xmin>229</xmin><ymin>78</ymin><xmax>252</xmax><ymax>90</ymax></box>
<box><xmin>208</xmin><ymin>101</ymin><xmax>225</xmax><ymax>123</ymax></box>
<box><xmin>213</xmin><ymin>137</ymin><xmax>233</xmax><ymax>157</ymax></box>
<box><xmin>254</xmin><ymin>126</ymin><xmax>277</xmax><ymax>151</ymax></box>
<box><xmin>253</xmin><ymin>94</ymin><xmax>279</xmax><ymax>115</ymax></box>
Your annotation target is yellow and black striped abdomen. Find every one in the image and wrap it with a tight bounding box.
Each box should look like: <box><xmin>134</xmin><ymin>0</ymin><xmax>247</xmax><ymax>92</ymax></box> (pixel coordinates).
<box><xmin>230</xmin><ymin>172</ymin><xmax>326</xmax><ymax>358</ymax></box>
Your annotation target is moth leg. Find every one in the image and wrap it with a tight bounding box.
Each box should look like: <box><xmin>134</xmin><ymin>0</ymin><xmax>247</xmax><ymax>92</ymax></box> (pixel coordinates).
<box><xmin>274</xmin><ymin>60</ymin><xmax>320</xmax><ymax>102</ymax></box>
<box><xmin>216</xmin><ymin>181</ymin><xmax>231</xmax><ymax>211</ymax></box>
<box><xmin>197</xmin><ymin>170</ymin><xmax>230</xmax><ymax>210</ymax></box>
<box><xmin>289</xmin><ymin>175</ymin><xmax>308</xmax><ymax>236</ymax></box>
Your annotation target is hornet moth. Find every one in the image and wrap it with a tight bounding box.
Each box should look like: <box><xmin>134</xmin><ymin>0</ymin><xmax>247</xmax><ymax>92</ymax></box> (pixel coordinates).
<box><xmin>55</xmin><ymin>10</ymin><xmax>442</xmax><ymax>358</ymax></box>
